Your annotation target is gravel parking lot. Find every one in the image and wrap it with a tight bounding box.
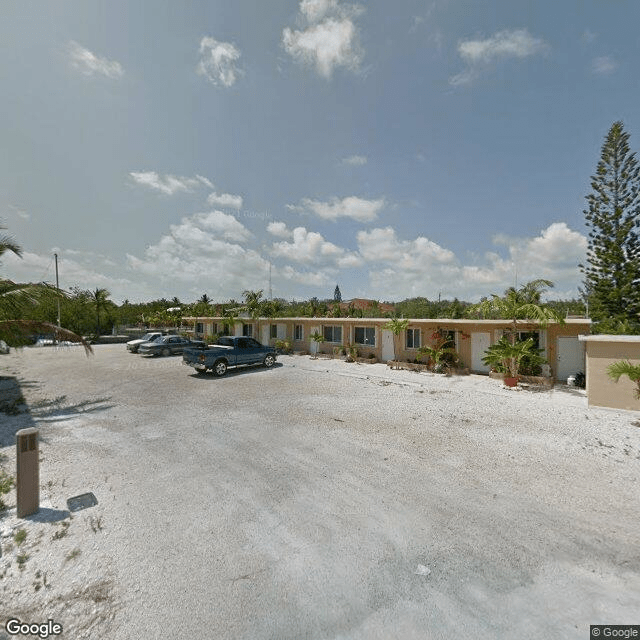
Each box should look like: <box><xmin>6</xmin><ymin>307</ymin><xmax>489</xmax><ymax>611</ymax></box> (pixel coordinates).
<box><xmin>1</xmin><ymin>344</ymin><xmax>639</xmax><ymax>639</ymax></box>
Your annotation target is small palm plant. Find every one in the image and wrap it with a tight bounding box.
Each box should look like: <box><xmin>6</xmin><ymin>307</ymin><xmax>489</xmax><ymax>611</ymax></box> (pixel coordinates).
<box><xmin>383</xmin><ymin>318</ymin><xmax>409</xmax><ymax>369</ymax></box>
<box><xmin>607</xmin><ymin>361</ymin><xmax>640</xmax><ymax>398</ymax></box>
<box><xmin>310</xmin><ymin>331</ymin><xmax>325</xmax><ymax>358</ymax></box>
<box><xmin>481</xmin><ymin>337</ymin><xmax>542</xmax><ymax>380</ymax></box>
<box><xmin>418</xmin><ymin>333</ymin><xmax>458</xmax><ymax>373</ymax></box>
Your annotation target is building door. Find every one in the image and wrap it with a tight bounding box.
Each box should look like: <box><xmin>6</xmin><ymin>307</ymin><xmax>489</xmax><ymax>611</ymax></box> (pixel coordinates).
<box><xmin>261</xmin><ymin>324</ymin><xmax>269</xmax><ymax>345</ymax></box>
<box><xmin>556</xmin><ymin>337</ymin><xmax>585</xmax><ymax>382</ymax></box>
<box><xmin>471</xmin><ymin>332</ymin><xmax>491</xmax><ymax>373</ymax></box>
<box><xmin>381</xmin><ymin>330</ymin><xmax>395</xmax><ymax>362</ymax></box>
<box><xmin>310</xmin><ymin>325</ymin><xmax>320</xmax><ymax>354</ymax></box>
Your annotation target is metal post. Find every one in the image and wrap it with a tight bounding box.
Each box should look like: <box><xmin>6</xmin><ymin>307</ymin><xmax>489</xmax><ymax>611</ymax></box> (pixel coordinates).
<box><xmin>16</xmin><ymin>428</ymin><xmax>39</xmax><ymax>518</ymax></box>
<box><xmin>54</xmin><ymin>253</ymin><xmax>61</xmax><ymax>328</ymax></box>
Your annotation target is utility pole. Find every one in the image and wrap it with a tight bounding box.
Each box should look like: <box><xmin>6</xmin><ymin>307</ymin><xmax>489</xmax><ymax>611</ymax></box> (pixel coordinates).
<box><xmin>269</xmin><ymin>261</ymin><xmax>273</xmax><ymax>301</ymax></box>
<box><xmin>54</xmin><ymin>253</ymin><xmax>60</xmax><ymax>346</ymax></box>
<box><xmin>54</xmin><ymin>253</ymin><xmax>60</xmax><ymax>327</ymax></box>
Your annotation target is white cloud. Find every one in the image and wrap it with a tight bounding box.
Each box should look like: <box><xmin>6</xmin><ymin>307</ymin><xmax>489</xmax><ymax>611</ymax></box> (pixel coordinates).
<box><xmin>341</xmin><ymin>154</ymin><xmax>367</xmax><ymax>166</ymax></box>
<box><xmin>68</xmin><ymin>41</ymin><xmax>124</xmax><ymax>79</ymax></box>
<box><xmin>267</xmin><ymin>221</ymin><xmax>293</xmax><ymax>238</ymax></box>
<box><xmin>7</xmin><ymin>204</ymin><xmax>30</xmax><ymax>220</ymax></box>
<box><xmin>288</xmin><ymin>196</ymin><xmax>384</xmax><ymax>222</ymax></box>
<box><xmin>450</xmin><ymin>29</ymin><xmax>547</xmax><ymax>86</ymax></box>
<box><xmin>270</xmin><ymin>225</ymin><xmax>362</xmax><ymax>267</ymax></box>
<box><xmin>129</xmin><ymin>172</ymin><xmax>212</xmax><ymax>196</ymax></box>
<box><xmin>206</xmin><ymin>191</ymin><xmax>243</xmax><ymax>209</ymax></box>
<box><xmin>282</xmin><ymin>0</ymin><xmax>364</xmax><ymax>78</ymax></box>
<box><xmin>1</xmin><ymin>249</ymin><xmax>133</xmax><ymax>296</ymax></box>
<box><xmin>581</xmin><ymin>29</ymin><xmax>597</xmax><ymax>44</ymax></box>
<box><xmin>126</xmin><ymin>211</ymin><xmax>265</xmax><ymax>297</ymax></box>
<box><xmin>592</xmin><ymin>56</ymin><xmax>617</xmax><ymax>75</ymax></box>
<box><xmin>197</xmin><ymin>37</ymin><xmax>243</xmax><ymax>87</ymax></box>
<box><xmin>355</xmin><ymin>222</ymin><xmax>586</xmax><ymax>301</ymax></box>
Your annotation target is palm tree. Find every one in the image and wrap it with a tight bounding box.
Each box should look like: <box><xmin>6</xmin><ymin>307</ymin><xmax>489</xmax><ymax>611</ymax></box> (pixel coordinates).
<box><xmin>91</xmin><ymin>288</ymin><xmax>110</xmax><ymax>337</ymax></box>
<box><xmin>607</xmin><ymin>361</ymin><xmax>640</xmax><ymax>399</ymax></box>
<box><xmin>383</xmin><ymin>318</ymin><xmax>409</xmax><ymax>369</ymax></box>
<box><xmin>198</xmin><ymin>293</ymin><xmax>211</xmax><ymax>305</ymax></box>
<box><xmin>468</xmin><ymin>279</ymin><xmax>563</xmax><ymax>344</ymax></box>
<box><xmin>0</xmin><ymin>229</ymin><xmax>92</xmax><ymax>354</ymax></box>
<box><xmin>242</xmin><ymin>290</ymin><xmax>264</xmax><ymax>319</ymax></box>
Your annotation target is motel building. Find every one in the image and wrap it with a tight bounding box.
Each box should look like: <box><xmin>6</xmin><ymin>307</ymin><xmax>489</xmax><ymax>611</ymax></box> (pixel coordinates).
<box><xmin>181</xmin><ymin>316</ymin><xmax>591</xmax><ymax>383</ymax></box>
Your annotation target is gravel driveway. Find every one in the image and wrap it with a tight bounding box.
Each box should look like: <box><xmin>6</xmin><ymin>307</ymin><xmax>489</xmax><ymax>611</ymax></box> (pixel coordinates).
<box><xmin>1</xmin><ymin>345</ymin><xmax>639</xmax><ymax>639</ymax></box>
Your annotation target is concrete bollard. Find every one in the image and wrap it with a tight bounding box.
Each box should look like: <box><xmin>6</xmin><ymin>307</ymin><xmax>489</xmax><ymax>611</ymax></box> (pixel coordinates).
<box><xmin>16</xmin><ymin>428</ymin><xmax>39</xmax><ymax>518</ymax></box>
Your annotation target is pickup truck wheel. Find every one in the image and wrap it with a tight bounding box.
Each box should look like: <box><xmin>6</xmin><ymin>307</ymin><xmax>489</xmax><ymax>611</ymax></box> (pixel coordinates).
<box><xmin>263</xmin><ymin>354</ymin><xmax>275</xmax><ymax>368</ymax></box>
<box><xmin>162</xmin><ymin>348</ymin><xmax>170</xmax><ymax>357</ymax></box>
<box><xmin>213</xmin><ymin>360</ymin><xmax>227</xmax><ymax>377</ymax></box>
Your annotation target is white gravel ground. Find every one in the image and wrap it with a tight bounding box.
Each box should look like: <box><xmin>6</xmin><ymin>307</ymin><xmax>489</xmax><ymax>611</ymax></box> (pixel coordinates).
<box><xmin>0</xmin><ymin>345</ymin><xmax>639</xmax><ymax>639</ymax></box>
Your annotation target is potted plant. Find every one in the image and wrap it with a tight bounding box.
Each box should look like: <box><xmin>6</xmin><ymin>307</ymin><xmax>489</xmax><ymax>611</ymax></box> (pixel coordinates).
<box><xmin>481</xmin><ymin>337</ymin><xmax>542</xmax><ymax>386</ymax></box>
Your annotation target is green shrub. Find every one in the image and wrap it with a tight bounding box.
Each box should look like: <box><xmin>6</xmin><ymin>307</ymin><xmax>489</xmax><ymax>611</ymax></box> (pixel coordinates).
<box><xmin>0</xmin><ymin>469</ymin><xmax>15</xmax><ymax>512</ymax></box>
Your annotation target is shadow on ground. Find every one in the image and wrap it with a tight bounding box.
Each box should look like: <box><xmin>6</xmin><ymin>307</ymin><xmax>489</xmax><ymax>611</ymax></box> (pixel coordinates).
<box><xmin>188</xmin><ymin>362</ymin><xmax>284</xmax><ymax>380</ymax></box>
<box><xmin>0</xmin><ymin>376</ymin><xmax>114</xmax><ymax>447</ymax></box>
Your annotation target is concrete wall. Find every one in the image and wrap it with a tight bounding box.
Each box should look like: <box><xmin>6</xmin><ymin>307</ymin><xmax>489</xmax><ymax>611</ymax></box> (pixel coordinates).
<box><xmin>582</xmin><ymin>337</ymin><xmax>640</xmax><ymax>411</ymax></box>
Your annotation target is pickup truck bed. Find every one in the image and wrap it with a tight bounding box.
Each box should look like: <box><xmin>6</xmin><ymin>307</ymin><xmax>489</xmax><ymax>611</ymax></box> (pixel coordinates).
<box><xmin>183</xmin><ymin>336</ymin><xmax>277</xmax><ymax>376</ymax></box>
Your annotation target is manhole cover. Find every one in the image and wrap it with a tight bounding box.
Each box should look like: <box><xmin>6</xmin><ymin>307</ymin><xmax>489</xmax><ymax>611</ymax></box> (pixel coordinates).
<box><xmin>66</xmin><ymin>492</ymin><xmax>98</xmax><ymax>512</ymax></box>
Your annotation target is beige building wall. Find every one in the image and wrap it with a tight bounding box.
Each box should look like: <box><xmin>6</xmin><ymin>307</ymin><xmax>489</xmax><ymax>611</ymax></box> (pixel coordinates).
<box><xmin>580</xmin><ymin>336</ymin><xmax>640</xmax><ymax>411</ymax></box>
<box><xmin>182</xmin><ymin>316</ymin><xmax>590</xmax><ymax>377</ymax></box>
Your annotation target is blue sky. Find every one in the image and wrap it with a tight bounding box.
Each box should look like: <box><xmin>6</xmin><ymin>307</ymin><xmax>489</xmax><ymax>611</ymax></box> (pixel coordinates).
<box><xmin>1</xmin><ymin>0</ymin><xmax>638</xmax><ymax>304</ymax></box>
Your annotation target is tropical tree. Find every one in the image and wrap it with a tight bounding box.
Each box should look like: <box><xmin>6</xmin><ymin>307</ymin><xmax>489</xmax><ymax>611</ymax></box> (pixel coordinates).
<box><xmin>580</xmin><ymin>121</ymin><xmax>640</xmax><ymax>328</ymax></box>
<box><xmin>418</xmin><ymin>332</ymin><xmax>459</xmax><ymax>373</ymax></box>
<box><xmin>481</xmin><ymin>337</ymin><xmax>545</xmax><ymax>379</ymax></box>
<box><xmin>383</xmin><ymin>318</ymin><xmax>409</xmax><ymax>369</ymax></box>
<box><xmin>198</xmin><ymin>293</ymin><xmax>211</xmax><ymax>305</ymax></box>
<box><xmin>467</xmin><ymin>279</ymin><xmax>563</xmax><ymax>344</ymax></box>
<box><xmin>242</xmin><ymin>289</ymin><xmax>264</xmax><ymax>319</ymax></box>
<box><xmin>91</xmin><ymin>288</ymin><xmax>111</xmax><ymax>337</ymax></box>
<box><xmin>607</xmin><ymin>360</ymin><xmax>640</xmax><ymax>399</ymax></box>
<box><xmin>0</xmin><ymin>229</ymin><xmax>92</xmax><ymax>353</ymax></box>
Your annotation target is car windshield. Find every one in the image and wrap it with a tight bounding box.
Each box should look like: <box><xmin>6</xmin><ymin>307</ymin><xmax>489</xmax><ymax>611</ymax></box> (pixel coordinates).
<box><xmin>140</xmin><ymin>333</ymin><xmax>160</xmax><ymax>341</ymax></box>
<box><xmin>215</xmin><ymin>337</ymin><xmax>234</xmax><ymax>346</ymax></box>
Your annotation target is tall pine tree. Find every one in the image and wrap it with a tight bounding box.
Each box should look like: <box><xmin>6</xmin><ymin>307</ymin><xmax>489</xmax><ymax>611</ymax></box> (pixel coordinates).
<box><xmin>581</xmin><ymin>121</ymin><xmax>640</xmax><ymax>326</ymax></box>
<box><xmin>333</xmin><ymin>285</ymin><xmax>342</xmax><ymax>302</ymax></box>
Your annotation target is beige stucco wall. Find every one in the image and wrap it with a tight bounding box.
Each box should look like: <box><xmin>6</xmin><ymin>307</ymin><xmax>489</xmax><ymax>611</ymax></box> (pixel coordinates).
<box><xmin>584</xmin><ymin>339</ymin><xmax>640</xmax><ymax>411</ymax></box>
<box><xmin>183</xmin><ymin>316</ymin><xmax>591</xmax><ymax>376</ymax></box>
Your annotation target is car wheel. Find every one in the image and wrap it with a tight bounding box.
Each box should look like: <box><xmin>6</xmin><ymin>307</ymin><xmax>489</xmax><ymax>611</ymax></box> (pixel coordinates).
<box><xmin>196</xmin><ymin>368</ymin><xmax>208</xmax><ymax>375</ymax></box>
<box><xmin>264</xmin><ymin>354</ymin><xmax>275</xmax><ymax>368</ymax></box>
<box><xmin>213</xmin><ymin>360</ymin><xmax>227</xmax><ymax>377</ymax></box>
<box><xmin>162</xmin><ymin>348</ymin><xmax>170</xmax><ymax>357</ymax></box>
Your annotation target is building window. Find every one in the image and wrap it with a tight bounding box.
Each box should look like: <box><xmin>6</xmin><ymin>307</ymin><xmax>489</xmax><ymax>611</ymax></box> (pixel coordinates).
<box><xmin>270</xmin><ymin>324</ymin><xmax>278</xmax><ymax>339</ymax></box>
<box><xmin>294</xmin><ymin>324</ymin><xmax>303</xmax><ymax>341</ymax></box>
<box><xmin>323</xmin><ymin>326</ymin><xmax>342</xmax><ymax>343</ymax></box>
<box><xmin>354</xmin><ymin>327</ymin><xmax>375</xmax><ymax>346</ymax></box>
<box><xmin>406</xmin><ymin>328</ymin><xmax>421</xmax><ymax>349</ymax></box>
<box><xmin>242</xmin><ymin>324</ymin><xmax>253</xmax><ymax>337</ymax></box>
<box><xmin>195</xmin><ymin>322</ymin><xmax>203</xmax><ymax>334</ymax></box>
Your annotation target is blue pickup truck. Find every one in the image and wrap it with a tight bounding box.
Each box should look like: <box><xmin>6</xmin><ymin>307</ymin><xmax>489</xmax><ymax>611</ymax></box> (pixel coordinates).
<box><xmin>182</xmin><ymin>336</ymin><xmax>277</xmax><ymax>376</ymax></box>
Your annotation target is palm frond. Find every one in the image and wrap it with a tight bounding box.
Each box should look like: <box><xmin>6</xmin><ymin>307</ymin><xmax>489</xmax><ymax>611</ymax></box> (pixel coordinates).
<box><xmin>0</xmin><ymin>320</ymin><xmax>93</xmax><ymax>356</ymax></box>
<box><xmin>0</xmin><ymin>235</ymin><xmax>23</xmax><ymax>258</ymax></box>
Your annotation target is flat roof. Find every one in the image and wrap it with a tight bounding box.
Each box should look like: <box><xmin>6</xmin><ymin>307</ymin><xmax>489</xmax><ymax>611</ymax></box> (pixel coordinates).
<box><xmin>579</xmin><ymin>334</ymin><xmax>640</xmax><ymax>342</ymax></box>
<box><xmin>183</xmin><ymin>316</ymin><xmax>591</xmax><ymax>324</ymax></box>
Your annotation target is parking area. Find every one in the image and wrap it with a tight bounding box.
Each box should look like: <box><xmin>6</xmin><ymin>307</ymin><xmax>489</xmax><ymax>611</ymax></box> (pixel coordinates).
<box><xmin>1</xmin><ymin>344</ymin><xmax>639</xmax><ymax>639</ymax></box>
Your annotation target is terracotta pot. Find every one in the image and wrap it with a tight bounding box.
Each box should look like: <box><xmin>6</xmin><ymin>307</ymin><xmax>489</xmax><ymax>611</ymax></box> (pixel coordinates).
<box><xmin>504</xmin><ymin>377</ymin><xmax>518</xmax><ymax>387</ymax></box>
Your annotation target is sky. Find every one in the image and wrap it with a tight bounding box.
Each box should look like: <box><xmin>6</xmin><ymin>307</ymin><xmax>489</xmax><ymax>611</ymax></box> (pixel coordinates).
<box><xmin>1</xmin><ymin>0</ymin><xmax>639</xmax><ymax>304</ymax></box>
